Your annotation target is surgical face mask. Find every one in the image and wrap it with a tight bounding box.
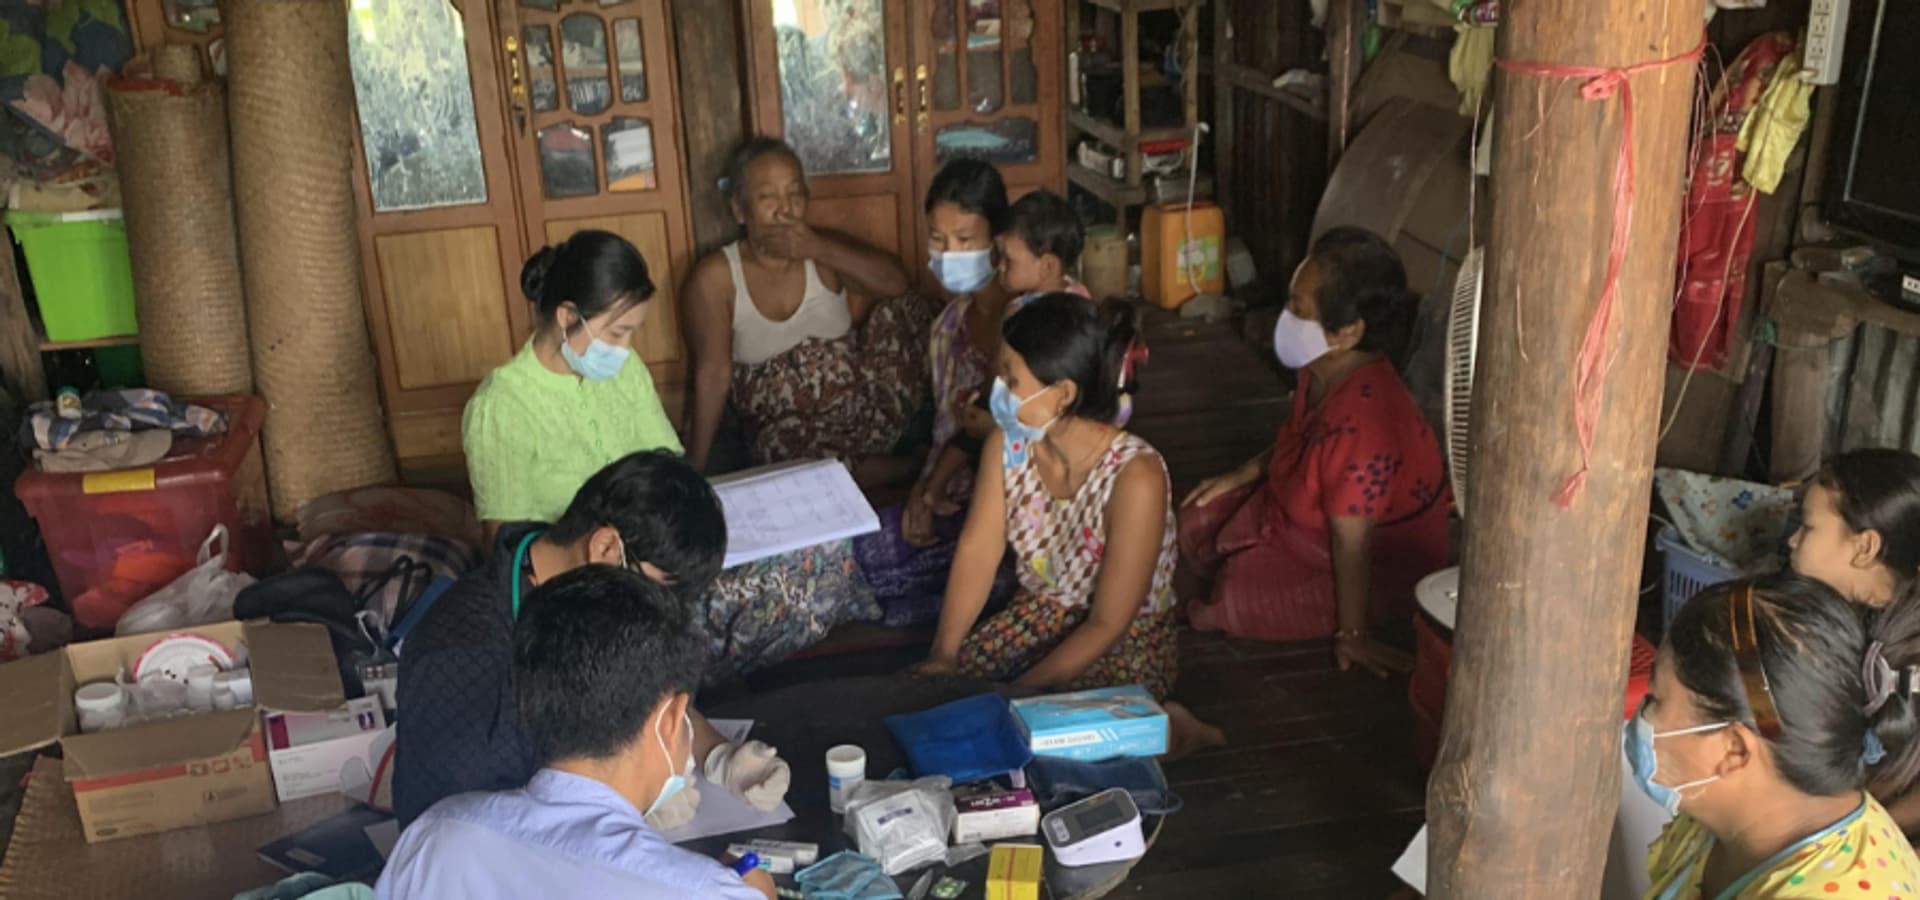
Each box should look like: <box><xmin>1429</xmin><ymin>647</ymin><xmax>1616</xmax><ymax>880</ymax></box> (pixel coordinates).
<box><xmin>560</xmin><ymin>314</ymin><xmax>630</xmax><ymax>381</ymax></box>
<box><xmin>1272</xmin><ymin>309</ymin><xmax>1332</xmax><ymax>370</ymax></box>
<box><xmin>990</xmin><ymin>377</ymin><xmax>1058</xmax><ymax>470</ymax></box>
<box><xmin>1622</xmin><ymin>699</ymin><xmax>1730</xmax><ymax>815</ymax></box>
<box><xmin>929</xmin><ymin>247</ymin><xmax>995</xmax><ymax>294</ymax></box>
<box><xmin>645</xmin><ymin>712</ymin><xmax>696</xmax><ymax>820</ymax></box>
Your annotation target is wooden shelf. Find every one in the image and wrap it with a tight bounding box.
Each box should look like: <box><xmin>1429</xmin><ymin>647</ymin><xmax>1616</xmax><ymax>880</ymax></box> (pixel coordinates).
<box><xmin>1067</xmin><ymin>161</ymin><xmax>1150</xmax><ymax>209</ymax></box>
<box><xmin>1214</xmin><ymin>61</ymin><xmax>1328</xmax><ymax>120</ymax></box>
<box><xmin>1086</xmin><ymin>0</ymin><xmax>1199</xmax><ymax>12</ymax></box>
<box><xmin>37</xmin><ymin>332</ymin><xmax>139</xmax><ymax>352</ymax></box>
<box><xmin>1066</xmin><ymin>109</ymin><xmax>1190</xmax><ymax>149</ymax></box>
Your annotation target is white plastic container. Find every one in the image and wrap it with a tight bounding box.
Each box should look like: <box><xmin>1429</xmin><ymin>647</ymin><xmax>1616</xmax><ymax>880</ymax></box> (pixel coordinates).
<box><xmin>74</xmin><ymin>682</ymin><xmax>128</xmax><ymax>733</ymax></box>
<box><xmin>826</xmin><ymin>744</ymin><xmax>867</xmax><ymax>814</ymax></box>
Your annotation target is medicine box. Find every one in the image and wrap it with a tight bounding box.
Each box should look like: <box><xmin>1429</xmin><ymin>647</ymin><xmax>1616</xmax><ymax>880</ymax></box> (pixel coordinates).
<box><xmin>265</xmin><ymin>696</ymin><xmax>388</xmax><ymax>802</ymax></box>
<box><xmin>1011</xmin><ymin>685</ymin><xmax>1168</xmax><ymax>761</ymax></box>
<box><xmin>954</xmin><ymin>788</ymin><xmax>1040</xmax><ymax>843</ymax></box>
<box><xmin>0</xmin><ymin>619</ymin><xmax>345</xmax><ymax>842</ymax></box>
<box><xmin>985</xmin><ymin>843</ymin><xmax>1043</xmax><ymax>900</ymax></box>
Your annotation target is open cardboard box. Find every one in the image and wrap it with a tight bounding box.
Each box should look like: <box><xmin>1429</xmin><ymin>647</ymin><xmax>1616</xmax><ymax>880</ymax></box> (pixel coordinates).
<box><xmin>0</xmin><ymin>620</ymin><xmax>344</xmax><ymax>842</ymax></box>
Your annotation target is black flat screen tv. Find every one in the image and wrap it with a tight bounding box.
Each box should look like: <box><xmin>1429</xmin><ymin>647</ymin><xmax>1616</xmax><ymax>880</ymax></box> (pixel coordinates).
<box><xmin>1825</xmin><ymin>0</ymin><xmax>1920</xmax><ymax>267</ymax></box>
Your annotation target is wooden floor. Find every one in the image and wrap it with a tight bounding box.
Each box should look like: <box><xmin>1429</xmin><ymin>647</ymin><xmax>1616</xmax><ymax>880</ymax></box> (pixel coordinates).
<box><xmin>758</xmin><ymin>307</ymin><xmax>1428</xmax><ymax>898</ymax></box>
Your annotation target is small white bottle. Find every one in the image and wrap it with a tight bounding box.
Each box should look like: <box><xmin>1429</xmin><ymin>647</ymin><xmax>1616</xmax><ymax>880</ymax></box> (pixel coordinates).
<box><xmin>825</xmin><ymin>745</ymin><xmax>866</xmax><ymax>815</ymax></box>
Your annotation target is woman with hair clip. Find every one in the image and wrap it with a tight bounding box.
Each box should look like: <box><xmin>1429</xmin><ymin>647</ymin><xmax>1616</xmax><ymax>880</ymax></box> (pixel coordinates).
<box><xmin>910</xmin><ymin>295</ymin><xmax>1223</xmax><ymax>750</ymax></box>
<box><xmin>464</xmin><ymin>230</ymin><xmax>680</xmax><ymax>530</ymax></box>
<box><xmin>1635</xmin><ymin>574</ymin><xmax>1920</xmax><ymax>897</ymax></box>
<box><xmin>1178</xmin><ymin>226</ymin><xmax>1449</xmax><ymax>671</ymax></box>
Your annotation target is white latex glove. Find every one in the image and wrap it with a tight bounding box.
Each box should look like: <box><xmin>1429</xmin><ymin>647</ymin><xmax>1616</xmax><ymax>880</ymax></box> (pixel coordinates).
<box><xmin>643</xmin><ymin>781</ymin><xmax>701</xmax><ymax>832</ymax></box>
<box><xmin>705</xmin><ymin>740</ymin><xmax>792</xmax><ymax>812</ymax></box>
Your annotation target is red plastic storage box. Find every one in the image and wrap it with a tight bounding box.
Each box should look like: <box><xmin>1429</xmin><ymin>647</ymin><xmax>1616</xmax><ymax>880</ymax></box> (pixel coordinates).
<box><xmin>15</xmin><ymin>395</ymin><xmax>275</xmax><ymax>630</ymax></box>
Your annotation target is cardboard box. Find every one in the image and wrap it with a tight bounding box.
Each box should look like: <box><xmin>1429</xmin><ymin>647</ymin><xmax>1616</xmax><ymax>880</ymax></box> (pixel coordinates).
<box><xmin>985</xmin><ymin>843</ymin><xmax>1043</xmax><ymax>900</ymax></box>
<box><xmin>265</xmin><ymin>696</ymin><xmax>387</xmax><ymax>802</ymax></box>
<box><xmin>953</xmin><ymin>788</ymin><xmax>1040</xmax><ymax>843</ymax></box>
<box><xmin>1011</xmin><ymin>685</ymin><xmax>1168</xmax><ymax>761</ymax></box>
<box><xmin>0</xmin><ymin>620</ymin><xmax>344</xmax><ymax>842</ymax></box>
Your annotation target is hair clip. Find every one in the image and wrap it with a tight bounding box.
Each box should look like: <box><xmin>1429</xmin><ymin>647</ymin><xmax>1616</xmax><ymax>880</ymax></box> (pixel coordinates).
<box><xmin>1118</xmin><ymin>339</ymin><xmax>1149</xmax><ymax>388</ymax></box>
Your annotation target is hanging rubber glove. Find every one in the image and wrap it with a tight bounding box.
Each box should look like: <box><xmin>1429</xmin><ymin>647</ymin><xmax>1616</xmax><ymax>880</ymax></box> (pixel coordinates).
<box><xmin>705</xmin><ymin>740</ymin><xmax>793</xmax><ymax>812</ymax></box>
<box><xmin>643</xmin><ymin>781</ymin><xmax>702</xmax><ymax>832</ymax></box>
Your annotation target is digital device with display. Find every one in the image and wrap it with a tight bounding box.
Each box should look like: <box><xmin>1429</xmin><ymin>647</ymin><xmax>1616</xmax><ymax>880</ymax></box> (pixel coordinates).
<box><xmin>1040</xmin><ymin>788</ymin><xmax>1145</xmax><ymax>867</ymax></box>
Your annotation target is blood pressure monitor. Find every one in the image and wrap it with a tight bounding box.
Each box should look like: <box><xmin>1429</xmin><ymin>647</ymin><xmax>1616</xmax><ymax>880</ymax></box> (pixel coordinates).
<box><xmin>1041</xmin><ymin>788</ymin><xmax>1146</xmax><ymax>867</ymax></box>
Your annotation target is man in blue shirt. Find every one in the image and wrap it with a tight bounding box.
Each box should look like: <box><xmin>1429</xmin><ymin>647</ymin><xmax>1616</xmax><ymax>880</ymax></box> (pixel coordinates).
<box><xmin>394</xmin><ymin>450</ymin><xmax>790</xmax><ymax>828</ymax></box>
<box><xmin>378</xmin><ymin>566</ymin><xmax>776</xmax><ymax>900</ymax></box>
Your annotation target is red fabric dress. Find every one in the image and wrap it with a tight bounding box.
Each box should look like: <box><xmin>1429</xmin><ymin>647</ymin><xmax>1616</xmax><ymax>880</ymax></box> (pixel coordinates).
<box><xmin>1179</xmin><ymin>359</ymin><xmax>1450</xmax><ymax>642</ymax></box>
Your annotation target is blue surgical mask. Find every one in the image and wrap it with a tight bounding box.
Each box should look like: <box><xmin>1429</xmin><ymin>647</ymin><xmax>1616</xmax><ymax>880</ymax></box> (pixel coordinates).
<box><xmin>1622</xmin><ymin>698</ymin><xmax>1728</xmax><ymax>815</ymax></box>
<box><xmin>645</xmin><ymin>712</ymin><xmax>696</xmax><ymax>820</ymax></box>
<box><xmin>560</xmin><ymin>316</ymin><xmax>630</xmax><ymax>381</ymax></box>
<box><xmin>930</xmin><ymin>248</ymin><xmax>995</xmax><ymax>295</ymax></box>
<box><xmin>990</xmin><ymin>377</ymin><xmax>1058</xmax><ymax>470</ymax></box>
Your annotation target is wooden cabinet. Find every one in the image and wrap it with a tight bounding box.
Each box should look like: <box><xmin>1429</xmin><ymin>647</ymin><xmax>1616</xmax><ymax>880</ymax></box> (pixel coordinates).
<box><xmin>741</xmin><ymin>0</ymin><xmax>1066</xmax><ymax>281</ymax></box>
<box><xmin>123</xmin><ymin>0</ymin><xmax>697</xmax><ymax>470</ymax></box>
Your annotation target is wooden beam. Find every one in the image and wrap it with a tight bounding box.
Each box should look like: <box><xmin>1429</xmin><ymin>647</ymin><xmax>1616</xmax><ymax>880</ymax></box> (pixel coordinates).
<box><xmin>1212</xmin><ymin>0</ymin><xmax>1233</xmax><ymax>229</ymax></box>
<box><xmin>1425</xmin><ymin>0</ymin><xmax>1706</xmax><ymax>896</ymax></box>
<box><xmin>1121</xmin><ymin>8</ymin><xmax>1142</xmax><ymax>187</ymax></box>
<box><xmin>1325</xmin><ymin>0</ymin><xmax>1363</xmax><ymax>167</ymax></box>
<box><xmin>0</xmin><ymin>243</ymin><xmax>47</xmax><ymax>404</ymax></box>
<box><xmin>671</xmin><ymin>0</ymin><xmax>747</xmax><ymax>256</ymax></box>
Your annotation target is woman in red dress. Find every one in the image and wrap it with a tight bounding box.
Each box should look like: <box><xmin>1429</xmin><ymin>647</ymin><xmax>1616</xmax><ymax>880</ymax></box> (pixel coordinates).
<box><xmin>1178</xmin><ymin>227</ymin><xmax>1449</xmax><ymax>674</ymax></box>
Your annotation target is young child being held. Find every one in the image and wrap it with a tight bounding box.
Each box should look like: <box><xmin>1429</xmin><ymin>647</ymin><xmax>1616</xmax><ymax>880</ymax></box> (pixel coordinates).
<box><xmin>906</xmin><ymin>191</ymin><xmax>1100</xmax><ymax>546</ymax></box>
<box><xmin>998</xmin><ymin>190</ymin><xmax>1091</xmax><ymax>308</ymax></box>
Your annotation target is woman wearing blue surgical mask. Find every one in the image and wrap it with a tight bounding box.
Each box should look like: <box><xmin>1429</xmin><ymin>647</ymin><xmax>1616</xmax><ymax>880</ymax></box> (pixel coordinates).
<box><xmin>909</xmin><ymin>294</ymin><xmax>1223</xmax><ymax>754</ymax></box>
<box><xmin>463</xmin><ymin>231</ymin><xmax>679</xmax><ymax>534</ymax></box>
<box><xmin>858</xmin><ymin>160</ymin><xmax>1020</xmax><ymax>626</ymax></box>
<box><xmin>1177</xmin><ymin>227</ymin><xmax>1448</xmax><ymax>676</ymax></box>
<box><xmin>1634</xmin><ymin>574</ymin><xmax>1920</xmax><ymax>898</ymax></box>
<box><xmin>682</xmin><ymin>137</ymin><xmax>929</xmax><ymax>488</ymax></box>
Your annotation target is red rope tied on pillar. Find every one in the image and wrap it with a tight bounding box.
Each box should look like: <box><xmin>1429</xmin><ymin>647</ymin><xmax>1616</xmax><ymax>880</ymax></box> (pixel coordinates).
<box><xmin>1494</xmin><ymin>34</ymin><xmax>1706</xmax><ymax>508</ymax></box>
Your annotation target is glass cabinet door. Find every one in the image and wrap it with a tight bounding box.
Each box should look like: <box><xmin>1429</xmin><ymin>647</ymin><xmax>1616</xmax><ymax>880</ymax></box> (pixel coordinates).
<box><xmin>913</xmin><ymin>0</ymin><xmax>1058</xmax><ymax>190</ymax></box>
<box><xmin>744</xmin><ymin>0</ymin><xmax>922</xmax><ymax>281</ymax></box>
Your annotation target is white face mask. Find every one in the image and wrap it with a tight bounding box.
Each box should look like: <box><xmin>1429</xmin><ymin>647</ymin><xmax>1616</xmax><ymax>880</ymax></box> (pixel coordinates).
<box><xmin>1272</xmin><ymin>309</ymin><xmax>1332</xmax><ymax>369</ymax></box>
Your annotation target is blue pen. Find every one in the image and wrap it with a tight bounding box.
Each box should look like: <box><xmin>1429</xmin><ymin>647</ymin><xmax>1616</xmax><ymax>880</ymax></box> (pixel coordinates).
<box><xmin>732</xmin><ymin>851</ymin><xmax>762</xmax><ymax>876</ymax></box>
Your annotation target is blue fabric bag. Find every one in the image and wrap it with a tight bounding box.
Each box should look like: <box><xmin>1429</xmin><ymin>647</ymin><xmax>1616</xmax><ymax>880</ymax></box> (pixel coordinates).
<box><xmin>883</xmin><ymin>692</ymin><xmax>1033</xmax><ymax>785</ymax></box>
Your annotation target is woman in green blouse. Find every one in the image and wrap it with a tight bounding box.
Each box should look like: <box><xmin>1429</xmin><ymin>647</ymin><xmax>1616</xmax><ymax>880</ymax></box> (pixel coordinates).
<box><xmin>464</xmin><ymin>230</ymin><xmax>681</xmax><ymax>530</ymax></box>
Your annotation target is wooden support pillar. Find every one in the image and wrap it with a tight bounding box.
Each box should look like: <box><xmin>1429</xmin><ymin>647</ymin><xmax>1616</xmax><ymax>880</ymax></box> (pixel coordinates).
<box><xmin>0</xmin><ymin>242</ymin><xmax>48</xmax><ymax>404</ymax></box>
<box><xmin>1325</xmin><ymin>0</ymin><xmax>1363</xmax><ymax>167</ymax></box>
<box><xmin>1426</xmin><ymin>1</ymin><xmax>1705</xmax><ymax>897</ymax></box>
<box><xmin>669</xmin><ymin>0</ymin><xmax>746</xmax><ymax>256</ymax></box>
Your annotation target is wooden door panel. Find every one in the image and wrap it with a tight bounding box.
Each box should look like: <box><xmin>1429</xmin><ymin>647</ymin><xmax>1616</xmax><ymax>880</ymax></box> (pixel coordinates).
<box><xmin>390</xmin><ymin>409</ymin><xmax>466</xmax><ymax>461</ymax></box>
<box><xmin>375</xmin><ymin>227</ymin><xmax>518</xmax><ymax>391</ymax></box>
<box><xmin>543</xmin><ymin>212</ymin><xmax>681</xmax><ymax>367</ymax></box>
<box><xmin>807</xmin><ymin>194</ymin><xmax>909</xmax><ymax>267</ymax></box>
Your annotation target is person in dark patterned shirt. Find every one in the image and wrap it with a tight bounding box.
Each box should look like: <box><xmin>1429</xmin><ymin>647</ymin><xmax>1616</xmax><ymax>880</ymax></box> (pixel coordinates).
<box><xmin>394</xmin><ymin>450</ymin><xmax>792</xmax><ymax>828</ymax></box>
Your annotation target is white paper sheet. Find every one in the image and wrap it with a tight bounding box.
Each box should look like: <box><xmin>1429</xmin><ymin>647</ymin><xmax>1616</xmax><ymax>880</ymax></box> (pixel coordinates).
<box><xmin>713</xmin><ymin>460</ymin><xmax>881</xmax><ymax>569</ymax></box>
<box><xmin>660</xmin><ymin>719</ymin><xmax>797</xmax><ymax>844</ymax></box>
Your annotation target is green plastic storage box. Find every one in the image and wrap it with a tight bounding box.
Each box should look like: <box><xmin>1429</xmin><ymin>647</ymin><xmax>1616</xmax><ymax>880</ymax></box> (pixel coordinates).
<box><xmin>6</xmin><ymin>209</ymin><xmax>138</xmax><ymax>342</ymax></box>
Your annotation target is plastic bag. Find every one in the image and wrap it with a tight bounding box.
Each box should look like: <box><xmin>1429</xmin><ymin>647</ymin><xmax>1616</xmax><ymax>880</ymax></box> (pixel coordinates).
<box><xmin>116</xmin><ymin>526</ymin><xmax>256</xmax><ymax>636</ymax></box>
<box><xmin>844</xmin><ymin>776</ymin><xmax>955</xmax><ymax>876</ymax></box>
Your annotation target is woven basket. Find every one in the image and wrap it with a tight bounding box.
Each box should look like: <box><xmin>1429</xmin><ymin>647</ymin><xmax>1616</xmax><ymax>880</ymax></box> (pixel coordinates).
<box><xmin>226</xmin><ymin>0</ymin><xmax>395</xmax><ymax>520</ymax></box>
<box><xmin>106</xmin><ymin>50</ymin><xmax>253</xmax><ymax>397</ymax></box>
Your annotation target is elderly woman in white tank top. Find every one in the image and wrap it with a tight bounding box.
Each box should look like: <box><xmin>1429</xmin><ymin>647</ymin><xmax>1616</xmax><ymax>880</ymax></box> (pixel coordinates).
<box><xmin>683</xmin><ymin>138</ymin><xmax>937</xmax><ymax>489</ymax></box>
